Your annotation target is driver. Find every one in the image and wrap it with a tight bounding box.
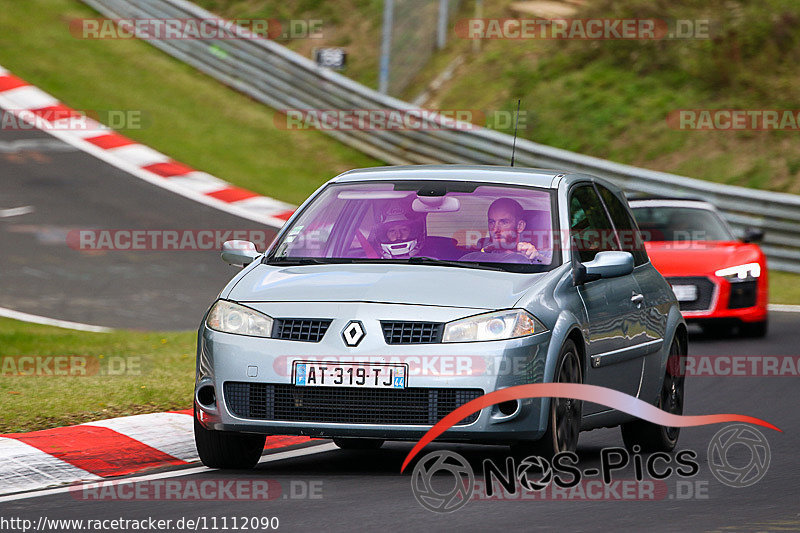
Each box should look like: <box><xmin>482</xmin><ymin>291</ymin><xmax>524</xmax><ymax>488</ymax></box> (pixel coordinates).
<box><xmin>376</xmin><ymin>205</ymin><xmax>424</xmax><ymax>258</ymax></box>
<box><xmin>482</xmin><ymin>198</ymin><xmax>544</xmax><ymax>262</ymax></box>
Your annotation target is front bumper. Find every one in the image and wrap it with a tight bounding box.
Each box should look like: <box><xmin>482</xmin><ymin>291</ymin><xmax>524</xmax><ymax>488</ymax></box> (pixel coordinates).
<box><xmin>669</xmin><ymin>274</ymin><xmax>767</xmax><ymax>323</ymax></box>
<box><xmin>194</xmin><ymin>302</ymin><xmax>552</xmax><ymax>444</ymax></box>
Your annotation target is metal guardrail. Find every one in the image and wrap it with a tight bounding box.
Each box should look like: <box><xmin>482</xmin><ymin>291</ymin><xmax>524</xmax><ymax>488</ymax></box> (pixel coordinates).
<box><xmin>83</xmin><ymin>0</ymin><xmax>800</xmax><ymax>273</ymax></box>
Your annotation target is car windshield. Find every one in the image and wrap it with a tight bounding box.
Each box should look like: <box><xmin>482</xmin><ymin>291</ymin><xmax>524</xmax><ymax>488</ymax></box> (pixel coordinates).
<box><xmin>265</xmin><ymin>180</ymin><xmax>557</xmax><ymax>272</ymax></box>
<box><xmin>631</xmin><ymin>205</ymin><xmax>734</xmax><ymax>242</ymax></box>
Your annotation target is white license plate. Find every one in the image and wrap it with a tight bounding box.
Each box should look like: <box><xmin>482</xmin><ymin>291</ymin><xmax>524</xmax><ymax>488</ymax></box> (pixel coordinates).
<box><xmin>293</xmin><ymin>361</ymin><xmax>407</xmax><ymax>389</ymax></box>
<box><xmin>672</xmin><ymin>284</ymin><xmax>698</xmax><ymax>302</ymax></box>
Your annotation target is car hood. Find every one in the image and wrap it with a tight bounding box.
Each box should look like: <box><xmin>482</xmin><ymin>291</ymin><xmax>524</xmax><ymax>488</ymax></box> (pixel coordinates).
<box><xmin>227</xmin><ymin>263</ymin><xmax>547</xmax><ymax>309</ymax></box>
<box><xmin>644</xmin><ymin>241</ymin><xmax>763</xmax><ymax>277</ymax></box>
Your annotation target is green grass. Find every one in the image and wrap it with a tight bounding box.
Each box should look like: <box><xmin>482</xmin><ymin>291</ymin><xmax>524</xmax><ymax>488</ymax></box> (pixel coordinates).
<box><xmin>769</xmin><ymin>271</ymin><xmax>800</xmax><ymax>305</ymax></box>
<box><xmin>411</xmin><ymin>0</ymin><xmax>800</xmax><ymax>194</ymax></box>
<box><xmin>0</xmin><ymin>0</ymin><xmax>379</xmax><ymax>205</ymax></box>
<box><xmin>0</xmin><ymin>318</ymin><xmax>195</xmax><ymax>433</ymax></box>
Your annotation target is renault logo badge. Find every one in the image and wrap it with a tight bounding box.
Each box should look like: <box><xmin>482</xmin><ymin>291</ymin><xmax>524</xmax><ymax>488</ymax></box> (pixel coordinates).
<box><xmin>342</xmin><ymin>321</ymin><xmax>365</xmax><ymax>347</ymax></box>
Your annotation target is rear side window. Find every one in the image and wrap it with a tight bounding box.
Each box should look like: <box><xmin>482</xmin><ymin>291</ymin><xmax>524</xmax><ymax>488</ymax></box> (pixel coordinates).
<box><xmin>597</xmin><ymin>185</ymin><xmax>649</xmax><ymax>266</ymax></box>
<box><xmin>568</xmin><ymin>185</ymin><xmax>618</xmax><ymax>262</ymax></box>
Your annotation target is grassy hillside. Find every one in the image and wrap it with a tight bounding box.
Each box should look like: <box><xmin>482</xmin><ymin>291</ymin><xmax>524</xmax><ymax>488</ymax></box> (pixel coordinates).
<box><xmin>407</xmin><ymin>0</ymin><xmax>800</xmax><ymax>193</ymax></box>
<box><xmin>196</xmin><ymin>0</ymin><xmax>385</xmax><ymax>89</ymax></box>
<box><xmin>0</xmin><ymin>0</ymin><xmax>378</xmax><ymax>204</ymax></box>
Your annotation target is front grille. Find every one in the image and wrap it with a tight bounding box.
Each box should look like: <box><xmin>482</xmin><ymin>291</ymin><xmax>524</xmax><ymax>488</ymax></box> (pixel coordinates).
<box><xmin>224</xmin><ymin>382</ymin><xmax>483</xmax><ymax>426</ymax></box>
<box><xmin>381</xmin><ymin>321</ymin><xmax>444</xmax><ymax>344</ymax></box>
<box><xmin>667</xmin><ymin>276</ymin><xmax>715</xmax><ymax>312</ymax></box>
<box><xmin>272</xmin><ymin>319</ymin><xmax>332</xmax><ymax>342</ymax></box>
<box><xmin>728</xmin><ymin>280</ymin><xmax>758</xmax><ymax>309</ymax></box>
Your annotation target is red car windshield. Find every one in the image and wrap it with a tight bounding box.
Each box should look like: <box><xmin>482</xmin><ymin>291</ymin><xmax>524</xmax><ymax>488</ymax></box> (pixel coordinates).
<box><xmin>265</xmin><ymin>181</ymin><xmax>557</xmax><ymax>272</ymax></box>
<box><xmin>631</xmin><ymin>206</ymin><xmax>734</xmax><ymax>242</ymax></box>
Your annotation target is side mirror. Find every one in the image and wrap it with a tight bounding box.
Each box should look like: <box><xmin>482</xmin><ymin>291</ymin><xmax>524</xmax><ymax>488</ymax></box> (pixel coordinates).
<box><xmin>574</xmin><ymin>251</ymin><xmax>634</xmax><ymax>285</ymax></box>
<box><xmin>221</xmin><ymin>240</ymin><xmax>259</xmax><ymax>267</ymax></box>
<box><xmin>742</xmin><ymin>227</ymin><xmax>764</xmax><ymax>243</ymax></box>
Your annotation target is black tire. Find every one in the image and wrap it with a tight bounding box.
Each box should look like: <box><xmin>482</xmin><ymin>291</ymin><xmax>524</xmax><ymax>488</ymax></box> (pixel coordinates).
<box><xmin>621</xmin><ymin>338</ymin><xmax>685</xmax><ymax>453</ymax></box>
<box><xmin>739</xmin><ymin>320</ymin><xmax>768</xmax><ymax>338</ymax></box>
<box><xmin>701</xmin><ymin>322</ymin><xmax>731</xmax><ymax>337</ymax></box>
<box><xmin>194</xmin><ymin>410</ymin><xmax>266</xmax><ymax>469</ymax></box>
<box><xmin>332</xmin><ymin>438</ymin><xmax>384</xmax><ymax>450</ymax></box>
<box><xmin>511</xmin><ymin>339</ymin><xmax>583</xmax><ymax>458</ymax></box>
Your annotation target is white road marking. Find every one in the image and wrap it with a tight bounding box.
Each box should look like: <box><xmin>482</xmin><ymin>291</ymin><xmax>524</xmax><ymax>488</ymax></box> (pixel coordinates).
<box><xmin>0</xmin><ymin>206</ymin><xmax>34</xmax><ymax>218</ymax></box>
<box><xmin>0</xmin><ymin>442</ymin><xmax>338</xmax><ymax>503</ymax></box>
<box><xmin>768</xmin><ymin>304</ymin><xmax>800</xmax><ymax>313</ymax></box>
<box><xmin>0</xmin><ymin>306</ymin><xmax>112</xmax><ymax>332</ymax></box>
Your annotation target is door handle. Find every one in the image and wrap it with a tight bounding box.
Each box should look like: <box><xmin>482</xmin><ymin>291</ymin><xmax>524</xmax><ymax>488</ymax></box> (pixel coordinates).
<box><xmin>631</xmin><ymin>293</ymin><xmax>644</xmax><ymax>305</ymax></box>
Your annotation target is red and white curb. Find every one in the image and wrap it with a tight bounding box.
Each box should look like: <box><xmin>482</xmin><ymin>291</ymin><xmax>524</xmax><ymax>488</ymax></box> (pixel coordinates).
<box><xmin>0</xmin><ymin>410</ymin><xmax>312</xmax><ymax>496</ymax></box>
<box><xmin>0</xmin><ymin>65</ymin><xmax>296</xmax><ymax>228</ymax></box>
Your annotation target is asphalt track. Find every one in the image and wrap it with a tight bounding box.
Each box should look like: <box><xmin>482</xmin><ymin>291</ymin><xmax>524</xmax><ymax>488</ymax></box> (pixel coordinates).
<box><xmin>0</xmin><ymin>126</ymin><xmax>278</xmax><ymax>330</ymax></box>
<box><xmin>2</xmin><ymin>123</ymin><xmax>799</xmax><ymax>531</ymax></box>
<box><xmin>1</xmin><ymin>313</ymin><xmax>798</xmax><ymax>531</ymax></box>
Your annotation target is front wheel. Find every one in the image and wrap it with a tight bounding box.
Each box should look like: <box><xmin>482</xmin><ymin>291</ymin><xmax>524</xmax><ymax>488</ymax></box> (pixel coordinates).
<box><xmin>739</xmin><ymin>320</ymin><xmax>768</xmax><ymax>338</ymax></box>
<box><xmin>511</xmin><ymin>339</ymin><xmax>583</xmax><ymax>458</ymax></box>
<box><xmin>194</xmin><ymin>410</ymin><xmax>266</xmax><ymax>469</ymax></box>
<box><xmin>621</xmin><ymin>338</ymin><xmax>685</xmax><ymax>452</ymax></box>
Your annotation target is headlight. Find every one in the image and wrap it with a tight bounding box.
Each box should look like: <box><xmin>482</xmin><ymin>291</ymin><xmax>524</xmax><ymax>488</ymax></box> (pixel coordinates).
<box><xmin>442</xmin><ymin>309</ymin><xmax>547</xmax><ymax>343</ymax></box>
<box><xmin>715</xmin><ymin>262</ymin><xmax>761</xmax><ymax>282</ymax></box>
<box><xmin>206</xmin><ymin>300</ymin><xmax>273</xmax><ymax>337</ymax></box>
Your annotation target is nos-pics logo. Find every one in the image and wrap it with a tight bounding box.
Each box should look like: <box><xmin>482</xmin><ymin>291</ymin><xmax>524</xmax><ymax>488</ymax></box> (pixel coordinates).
<box><xmin>411</xmin><ymin>424</ymin><xmax>771</xmax><ymax>513</ymax></box>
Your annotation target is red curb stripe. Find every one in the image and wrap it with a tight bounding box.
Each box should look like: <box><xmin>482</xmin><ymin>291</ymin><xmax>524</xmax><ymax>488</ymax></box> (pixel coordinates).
<box><xmin>274</xmin><ymin>210</ymin><xmax>295</xmax><ymax>220</ymax></box>
<box><xmin>85</xmin><ymin>132</ymin><xmax>137</xmax><ymax>149</ymax></box>
<box><xmin>7</xmin><ymin>426</ymin><xmax>186</xmax><ymax>477</ymax></box>
<box><xmin>143</xmin><ymin>160</ymin><xmax>195</xmax><ymax>177</ymax></box>
<box><xmin>207</xmin><ymin>186</ymin><xmax>260</xmax><ymax>203</ymax></box>
<box><xmin>27</xmin><ymin>104</ymin><xmax>83</xmax><ymax>121</ymax></box>
<box><xmin>0</xmin><ymin>75</ymin><xmax>27</xmax><ymax>92</ymax></box>
<box><xmin>167</xmin><ymin>409</ymin><xmax>194</xmax><ymax>416</ymax></box>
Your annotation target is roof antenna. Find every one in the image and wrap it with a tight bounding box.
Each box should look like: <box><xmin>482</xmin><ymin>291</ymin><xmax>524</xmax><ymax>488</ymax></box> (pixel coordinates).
<box><xmin>510</xmin><ymin>99</ymin><xmax>520</xmax><ymax>167</ymax></box>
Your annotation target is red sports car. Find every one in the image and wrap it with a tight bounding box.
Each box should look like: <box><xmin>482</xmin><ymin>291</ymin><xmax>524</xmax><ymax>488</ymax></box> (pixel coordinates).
<box><xmin>629</xmin><ymin>198</ymin><xmax>768</xmax><ymax>337</ymax></box>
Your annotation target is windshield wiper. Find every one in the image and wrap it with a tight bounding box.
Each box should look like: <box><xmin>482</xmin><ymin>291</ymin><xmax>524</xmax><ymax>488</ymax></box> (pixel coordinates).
<box><xmin>264</xmin><ymin>257</ymin><xmax>329</xmax><ymax>266</ymax></box>
<box><xmin>406</xmin><ymin>256</ymin><xmax>505</xmax><ymax>271</ymax></box>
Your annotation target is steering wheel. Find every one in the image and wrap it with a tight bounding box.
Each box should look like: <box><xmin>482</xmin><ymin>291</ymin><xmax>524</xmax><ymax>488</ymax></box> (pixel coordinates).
<box><xmin>459</xmin><ymin>250</ymin><xmax>531</xmax><ymax>264</ymax></box>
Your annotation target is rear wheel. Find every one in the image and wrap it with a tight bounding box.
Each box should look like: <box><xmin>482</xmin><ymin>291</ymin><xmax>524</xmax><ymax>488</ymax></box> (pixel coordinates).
<box><xmin>511</xmin><ymin>339</ymin><xmax>583</xmax><ymax>458</ymax></box>
<box><xmin>739</xmin><ymin>319</ymin><xmax>768</xmax><ymax>338</ymax></box>
<box><xmin>333</xmin><ymin>438</ymin><xmax>384</xmax><ymax>450</ymax></box>
<box><xmin>194</xmin><ymin>409</ymin><xmax>266</xmax><ymax>469</ymax></box>
<box><xmin>621</xmin><ymin>338</ymin><xmax>685</xmax><ymax>452</ymax></box>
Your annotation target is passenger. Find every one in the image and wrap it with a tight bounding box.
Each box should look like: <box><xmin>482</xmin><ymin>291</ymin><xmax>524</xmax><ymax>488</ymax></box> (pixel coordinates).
<box><xmin>376</xmin><ymin>206</ymin><xmax>424</xmax><ymax>258</ymax></box>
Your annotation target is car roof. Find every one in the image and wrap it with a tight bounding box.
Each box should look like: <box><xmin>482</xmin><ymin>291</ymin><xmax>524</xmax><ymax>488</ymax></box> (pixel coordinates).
<box><xmin>628</xmin><ymin>197</ymin><xmax>717</xmax><ymax>210</ymax></box>
<box><xmin>330</xmin><ymin>165</ymin><xmax>563</xmax><ymax>189</ymax></box>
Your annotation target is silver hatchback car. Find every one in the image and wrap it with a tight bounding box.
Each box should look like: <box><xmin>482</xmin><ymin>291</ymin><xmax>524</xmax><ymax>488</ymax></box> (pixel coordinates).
<box><xmin>194</xmin><ymin>165</ymin><xmax>687</xmax><ymax>468</ymax></box>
